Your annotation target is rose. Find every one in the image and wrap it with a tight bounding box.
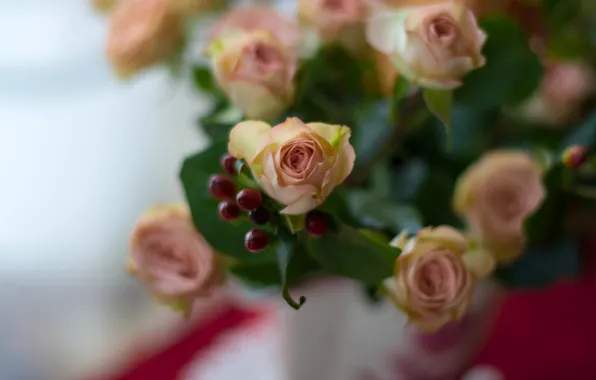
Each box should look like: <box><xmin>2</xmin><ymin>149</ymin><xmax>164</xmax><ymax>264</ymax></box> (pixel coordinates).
<box><xmin>366</xmin><ymin>1</ymin><xmax>486</xmax><ymax>89</ymax></box>
<box><xmin>385</xmin><ymin>226</ymin><xmax>495</xmax><ymax>332</ymax></box>
<box><xmin>208</xmin><ymin>30</ymin><xmax>298</xmax><ymax>119</ymax></box>
<box><xmin>298</xmin><ymin>0</ymin><xmax>368</xmax><ymax>41</ymax></box>
<box><xmin>106</xmin><ymin>0</ymin><xmax>184</xmax><ymax>77</ymax></box>
<box><xmin>228</xmin><ymin>117</ymin><xmax>355</xmax><ymax>215</ymax></box>
<box><xmin>518</xmin><ymin>61</ymin><xmax>595</xmax><ymax>126</ymax></box>
<box><xmin>129</xmin><ymin>204</ymin><xmax>222</xmax><ymax>313</ymax></box>
<box><xmin>454</xmin><ymin>151</ymin><xmax>545</xmax><ymax>263</ymax></box>
<box><xmin>209</xmin><ymin>6</ymin><xmax>302</xmax><ymax>52</ymax></box>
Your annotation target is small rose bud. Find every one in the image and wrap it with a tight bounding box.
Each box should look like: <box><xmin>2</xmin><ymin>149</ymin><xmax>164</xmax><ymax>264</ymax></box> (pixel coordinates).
<box><xmin>366</xmin><ymin>1</ymin><xmax>486</xmax><ymax>90</ymax></box>
<box><xmin>106</xmin><ymin>0</ymin><xmax>184</xmax><ymax>78</ymax></box>
<box><xmin>562</xmin><ymin>145</ymin><xmax>588</xmax><ymax>170</ymax></box>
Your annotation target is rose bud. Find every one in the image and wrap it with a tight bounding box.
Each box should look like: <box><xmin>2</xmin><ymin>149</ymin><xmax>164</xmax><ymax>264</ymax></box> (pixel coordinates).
<box><xmin>228</xmin><ymin>117</ymin><xmax>356</xmax><ymax>215</ymax></box>
<box><xmin>208</xmin><ymin>6</ymin><xmax>302</xmax><ymax>52</ymax></box>
<box><xmin>562</xmin><ymin>145</ymin><xmax>588</xmax><ymax>170</ymax></box>
<box><xmin>453</xmin><ymin>150</ymin><xmax>545</xmax><ymax>264</ymax></box>
<box><xmin>517</xmin><ymin>61</ymin><xmax>595</xmax><ymax>126</ymax></box>
<box><xmin>106</xmin><ymin>0</ymin><xmax>184</xmax><ymax>78</ymax></box>
<box><xmin>129</xmin><ymin>204</ymin><xmax>223</xmax><ymax>314</ymax></box>
<box><xmin>366</xmin><ymin>1</ymin><xmax>486</xmax><ymax>90</ymax></box>
<box><xmin>298</xmin><ymin>0</ymin><xmax>368</xmax><ymax>42</ymax></box>
<box><xmin>207</xmin><ymin>30</ymin><xmax>297</xmax><ymax>119</ymax></box>
<box><xmin>385</xmin><ymin>227</ymin><xmax>495</xmax><ymax>333</ymax></box>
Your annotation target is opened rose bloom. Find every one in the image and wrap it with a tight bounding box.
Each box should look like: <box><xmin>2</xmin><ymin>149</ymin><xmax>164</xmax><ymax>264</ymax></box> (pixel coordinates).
<box><xmin>366</xmin><ymin>1</ymin><xmax>486</xmax><ymax>90</ymax></box>
<box><xmin>228</xmin><ymin>118</ymin><xmax>355</xmax><ymax>215</ymax></box>
<box><xmin>208</xmin><ymin>30</ymin><xmax>298</xmax><ymax>120</ymax></box>
<box><xmin>518</xmin><ymin>61</ymin><xmax>595</xmax><ymax>126</ymax></box>
<box><xmin>129</xmin><ymin>204</ymin><xmax>222</xmax><ymax>313</ymax></box>
<box><xmin>385</xmin><ymin>226</ymin><xmax>495</xmax><ymax>332</ymax></box>
<box><xmin>454</xmin><ymin>151</ymin><xmax>545</xmax><ymax>263</ymax></box>
<box><xmin>106</xmin><ymin>0</ymin><xmax>184</xmax><ymax>77</ymax></box>
<box><xmin>298</xmin><ymin>0</ymin><xmax>368</xmax><ymax>41</ymax></box>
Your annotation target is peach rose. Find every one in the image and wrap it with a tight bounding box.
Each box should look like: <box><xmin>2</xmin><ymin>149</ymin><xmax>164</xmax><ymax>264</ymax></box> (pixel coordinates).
<box><xmin>208</xmin><ymin>30</ymin><xmax>297</xmax><ymax>119</ymax></box>
<box><xmin>129</xmin><ymin>204</ymin><xmax>222</xmax><ymax>313</ymax></box>
<box><xmin>454</xmin><ymin>151</ymin><xmax>545</xmax><ymax>263</ymax></box>
<box><xmin>228</xmin><ymin>118</ymin><xmax>356</xmax><ymax>215</ymax></box>
<box><xmin>209</xmin><ymin>6</ymin><xmax>302</xmax><ymax>51</ymax></box>
<box><xmin>518</xmin><ymin>61</ymin><xmax>595</xmax><ymax>126</ymax></box>
<box><xmin>385</xmin><ymin>226</ymin><xmax>495</xmax><ymax>332</ymax></box>
<box><xmin>366</xmin><ymin>0</ymin><xmax>486</xmax><ymax>89</ymax></box>
<box><xmin>298</xmin><ymin>0</ymin><xmax>368</xmax><ymax>41</ymax></box>
<box><xmin>106</xmin><ymin>0</ymin><xmax>184</xmax><ymax>77</ymax></box>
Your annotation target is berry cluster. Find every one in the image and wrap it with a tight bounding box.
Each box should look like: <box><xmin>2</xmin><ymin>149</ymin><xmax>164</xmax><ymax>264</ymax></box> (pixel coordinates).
<box><xmin>209</xmin><ymin>154</ymin><xmax>271</xmax><ymax>252</ymax></box>
<box><xmin>208</xmin><ymin>153</ymin><xmax>330</xmax><ymax>253</ymax></box>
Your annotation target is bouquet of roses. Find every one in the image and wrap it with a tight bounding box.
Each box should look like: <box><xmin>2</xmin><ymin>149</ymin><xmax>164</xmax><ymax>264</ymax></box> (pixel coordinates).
<box><xmin>96</xmin><ymin>0</ymin><xmax>596</xmax><ymax>334</ymax></box>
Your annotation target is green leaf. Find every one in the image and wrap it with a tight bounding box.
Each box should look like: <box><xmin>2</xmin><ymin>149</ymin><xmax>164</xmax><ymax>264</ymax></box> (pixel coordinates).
<box><xmin>306</xmin><ymin>218</ymin><xmax>400</xmax><ymax>285</ymax></box>
<box><xmin>192</xmin><ymin>66</ymin><xmax>218</xmax><ymax>94</ymax></box>
<box><xmin>199</xmin><ymin>102</ymin><xmax>243</xmax><ymax>142</ymax></box>
<box><xmin>423</xmin><ymin>89</ymin><xmax>453</xmax><ymax>147</ymax></box>
<box><xmin>455</xmin><ymin>18</ymin><xmax>543</xmax><ymax>110</ymax></box>
<box><xmin>352</xmin><ymin>100</ymin><xmax>392</xmax><ymax>169</ymax></box>
<box><xmin>180</xmin><ymin>142</ymin><xmax>275</xmax><ymax>263</ymax></box>
<box><xmin>496</xmin><ymin>236</ymin><xmax>581</xmax><ymax>289</ymax></box>
<box><xmin>276</xmin><ymin>228</ymin><xmax>318</xmax><ymax>309</ymax></box>
<box><xmin>229</xmin><ymin>261</ymin><xmax>282</xmax><ymax>288</ymax></box>
<box><xmin>392</xmin><ymin>76</ymin><xmax>412</xmax><ymax>121</ymax></box>
<box><xmin>414</xmin><ymin>165</ymin><xmax>462</xmax><ymax>228</ymax></box>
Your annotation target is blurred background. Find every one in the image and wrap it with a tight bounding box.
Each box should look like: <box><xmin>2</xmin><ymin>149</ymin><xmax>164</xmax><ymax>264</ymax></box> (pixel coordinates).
<box><xmin>0</xmin><ymin>0</ymin><xmax>210</xmax><ymax>377</ymax></box>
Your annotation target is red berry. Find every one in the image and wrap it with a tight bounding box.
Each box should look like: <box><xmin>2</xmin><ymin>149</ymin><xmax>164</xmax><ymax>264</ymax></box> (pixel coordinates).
<box><xmin>236</xmin><ymin>189</ymin><xmax>263</xmax><ymax>210</ymax></box>
<box><xmin>245</xmin><ymin>229</ymin><xmax>269</xmax><ymax>252</ymax></box>
<box><xmin>218</xmin><ymin>200</ymin><xmax>240</xmax><ymax>221</ymax></box>
<box><xmin>249</xmin><ymin>206</ymin><xmax>270</xmax><ymax>225</ymax></box>
<box><xmin>306</xmin><ymin>210</ymin><xmax>329</xmax><ymax>237</ymax></box>
<box><xmin>208</xmin><ymin>175</ymin><xmax>236</xmax><ymax>200</ymax></box>
<box><xmin>221</xmin><ymin>154</ymin><xmax>237</xmax><ymax>176</ymax></box>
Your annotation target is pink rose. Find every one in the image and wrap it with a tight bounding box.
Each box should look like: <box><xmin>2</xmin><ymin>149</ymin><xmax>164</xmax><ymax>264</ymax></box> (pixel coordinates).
<box><xmin>228</xmin><ymin>118</ymin><xmax>356</xmax><ymax>215</ymax></box>
<box><xmin>366</xmin><ymin>1</ymin><xmax>486</xmax><ymax>89</ymax></box>
<box><xmin>106</xmin><ymin>0</ymin><xmax>184</xmax><ymax>77</ymax></box>
<box><xmin>209</xmin><ymin>6</ymin><xmax>302</xmax><ymax>51</ymax></box>
<box><xmin>519</xmin><ymin>61</ymin><xmax>595</xmax><ymax>126</ymax></box>
<box><xmin>385</xmin><ymin>227</ymin><xmax>495</xmax><ymax>332</ymax></box>
<box><xmin>129</xmin><ymin>204</ymin><xmax>222</xmax><ymax>313</ymax></box>
<box><xmin>454</xmin><ymin>151</ymin><xmax>545</xmax><ymax>263</ymax></box>
<box><xmin>298</xmin><ymin>0</ymin><xmax>368</xmax><ymax>41</ymax></box>
<box><xmin>208</xmin><ymin>30</ymin><xmax>297</xmax><ymax>119</ymax></box>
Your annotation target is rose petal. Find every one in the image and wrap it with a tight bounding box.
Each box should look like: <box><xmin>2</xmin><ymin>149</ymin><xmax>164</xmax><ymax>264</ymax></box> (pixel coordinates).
<box><xmin>306</xmin><ymin>122</ymin><xmax>350</xmax><ymax>148</ymax></box>
<box><xmin>228</xmin><ymin>80</ymin><xmax>288</xmax><ymax>119</ymax></box>
<box><xmin>228</xmin><ymin>120</ymin><xmax>272</xmax><ymax>161</ymax></box>
<box><xmin>418</xmin><ymin>226</ymin><xmax>468</xmax><ymax>254</ymax></box>
<box><xmin>280</xmin><ymin>192</ymin><xmax>319</xmax><ymax>215</ymax></box>
<box><xmin>365</xmin><ymin>11</ymin><xmax>408</xmax><ymax>55</ymax></box>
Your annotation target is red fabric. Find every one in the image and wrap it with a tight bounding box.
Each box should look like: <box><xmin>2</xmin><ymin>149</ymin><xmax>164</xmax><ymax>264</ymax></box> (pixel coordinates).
<box><xmin>472</xmin><ymin>238</ymin><xmax>596</xmax><ymax>380</ymax></box>
<box><xmin>108</xmin><ymin>303</ymin><xmax>260</xmax><ymax>380</ymax></box>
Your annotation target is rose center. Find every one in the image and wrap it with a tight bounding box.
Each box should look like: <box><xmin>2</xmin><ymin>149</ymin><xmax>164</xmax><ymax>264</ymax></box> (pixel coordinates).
<box><xmin>322</xmin><ymin>0</ymin><xmax>345</xmax><ymax>11</ymax></box>
<box><xmin>283</xmin><ymin>144</ymin><xmax>314</xmax><ymax>174</ymax></box>
<box><xmin>419</xmin><ymin>261</ymin><xmax>445</xmax><ymax>296</ymax></box>
<box><xmin>248</xmin><ymin>43</ymin><xmax>282</xmax><ymax>73</ymax></box>
<box><xmin>428</xmin><ymin>16</ymin><xmax>457</xmax><ymax>45</ymax></box>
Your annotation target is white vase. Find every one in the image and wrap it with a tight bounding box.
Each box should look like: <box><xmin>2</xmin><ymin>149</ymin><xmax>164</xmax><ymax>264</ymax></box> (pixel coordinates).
<box><xmin>0</xmin><ymin>1</ymin><xmax>207</xmax><ymax>378</ymax></box>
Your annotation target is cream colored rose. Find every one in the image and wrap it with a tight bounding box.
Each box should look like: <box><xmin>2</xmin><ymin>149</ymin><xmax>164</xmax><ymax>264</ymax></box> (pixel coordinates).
<box><xmin>129</xmin><ymin>204</ymin><xmax>222</xmax><ymax>313</ymax></box>
<box><xmin>366</xmin><ymin>1</ymin><xmax>486</xmax><ymax>89</ymax></box>
<box><xmin>385</xmin><ymin>226</ymin><xmax>495</xmax><ymax>332</ymax></box>
<box><xmin>106</xmin><ymin>0</ymin><xmax>184</xmax><ymax>78</ymax></box>
<box><xmin>298</xmin><ymin>0</ymin><xmax>368</xmax><ymax>41</ymax></box>
<box><xmin>454</xmin><ymin>151</ymin><xmax>545</xmax><ymax>263</ymax></box>
<box><xmin>228</xmin><ymin>118</ymin><xmax>356</xmax><ymax>215</ymax></box>
<box><xmin>209</xmin><ymin>6</ymin><xmax>302</xmax><ymax>52</ymax></box>
<box><xmin>208</xmin><ymin>30</ymin><xmax>297</xmax><ymax>120</ymax></box>
<box><xmin>518</xmin><ymin>61</ymin><xmax>595</xmax><ymax>126</ymax></box>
